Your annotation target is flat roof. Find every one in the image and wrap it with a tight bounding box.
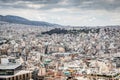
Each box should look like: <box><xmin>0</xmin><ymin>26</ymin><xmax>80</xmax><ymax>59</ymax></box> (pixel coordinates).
<box><xmin>0</xmin><ymin>63</ymin><xmax>21</xmax><ymax>70</ymax></box>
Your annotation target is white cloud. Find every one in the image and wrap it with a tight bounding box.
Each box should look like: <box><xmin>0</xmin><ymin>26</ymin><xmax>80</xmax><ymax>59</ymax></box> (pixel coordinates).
<box><xmin>58</xmin><ymin>0</ymin><xmax>69</xmax><ymax>5</ymax></box>
<box><xmin>26</xmin><ymin>4</ymin><xmax>45</xmax><ymax>9</ymax></box>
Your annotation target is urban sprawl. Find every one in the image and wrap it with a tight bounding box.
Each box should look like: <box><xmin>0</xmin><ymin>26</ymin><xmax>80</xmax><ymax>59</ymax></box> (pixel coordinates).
<box><xmin>0</xmin><ymin>22</ymin><xmax>120</xmax><ymax>80</ymax></box>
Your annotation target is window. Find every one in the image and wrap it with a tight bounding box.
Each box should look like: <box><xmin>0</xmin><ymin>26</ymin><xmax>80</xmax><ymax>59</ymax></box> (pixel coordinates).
<box><xmin>16</xmin><ymin>76</ymin><xmax>19</xmax><ymax>80</ymax></box>
<box><xmin>23</xmin><ymin>74</ymin><xmax>26</xmax><ymax>79</ymax></box>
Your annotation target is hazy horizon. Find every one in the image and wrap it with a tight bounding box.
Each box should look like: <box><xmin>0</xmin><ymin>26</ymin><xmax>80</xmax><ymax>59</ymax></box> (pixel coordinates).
<box><xmin>0</xmin><ymin>0</ymin><xmax>120</xmax><ymax>26</ymax></box>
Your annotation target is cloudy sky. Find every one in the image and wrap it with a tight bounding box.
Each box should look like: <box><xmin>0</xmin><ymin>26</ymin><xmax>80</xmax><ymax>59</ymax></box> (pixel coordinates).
<box><xmin>0</xmin><ymin>0</ymin><xmax>120</xmax><ymax>26</ymax></box>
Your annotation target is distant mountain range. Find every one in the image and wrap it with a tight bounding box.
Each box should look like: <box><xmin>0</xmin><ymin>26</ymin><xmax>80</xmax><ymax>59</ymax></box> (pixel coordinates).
<box><xmin>0</xmin><ymin>15</ymin><xmax>120</xmax><ymax>28</ymax></box>
<box><xmin>0</xmin><ymin>15</ymin><xmax>60</xmax><ymax>27</ymax></box>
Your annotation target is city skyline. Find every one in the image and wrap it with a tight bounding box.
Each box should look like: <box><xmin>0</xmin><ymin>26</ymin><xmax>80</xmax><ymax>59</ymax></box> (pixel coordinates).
<box><xmin>0</xmin><ymin>0</ymin><xmax>120</xmax><ymax>26</ymax></box>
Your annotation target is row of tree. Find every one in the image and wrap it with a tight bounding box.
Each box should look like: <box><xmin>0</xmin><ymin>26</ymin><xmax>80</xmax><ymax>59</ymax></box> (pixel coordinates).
<box><xmin>41</xmin><ymin>28</ymin><xmax>100</xmax><ymax>35</ymax></box>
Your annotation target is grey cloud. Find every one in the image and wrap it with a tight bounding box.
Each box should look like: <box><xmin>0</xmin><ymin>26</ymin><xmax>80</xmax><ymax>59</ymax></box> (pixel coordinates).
<box><xmin>0</xmin><ymin>0</ymin><xmax>60</xmax><ymax>4</ymax></box>
<box><xmin>79</xmin><ymin>0</ymin><xmax>120</xmax><ymax>10</ymax></box>
<box><xmin>0</xmin><ymin>0</ymin><xmax>62</xmax><ymax>9</ymax></box>
<box><xmin>0</xmin><ymin>0</ymin><xmax>120</xmax><ymax>11</ymax></box>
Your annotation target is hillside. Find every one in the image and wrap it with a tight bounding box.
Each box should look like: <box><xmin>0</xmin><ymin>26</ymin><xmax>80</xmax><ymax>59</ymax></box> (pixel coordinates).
<box><xmin>0</xmin><ymin>15</ymin><xmax>60</xmax><ymax>27</ymax></box>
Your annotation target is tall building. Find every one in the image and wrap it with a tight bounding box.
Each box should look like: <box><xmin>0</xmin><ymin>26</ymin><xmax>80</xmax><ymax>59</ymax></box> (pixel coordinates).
<box><xmin>0</xmin><ymin>57</ymin><xmax>32</xmax><ymax>80</ymax></box>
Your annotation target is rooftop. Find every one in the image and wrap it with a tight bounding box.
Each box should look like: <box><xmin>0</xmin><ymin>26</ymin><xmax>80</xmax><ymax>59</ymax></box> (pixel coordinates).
<box><xmin>0</xmin><ymin>63</ymin><xmax>21</xmax><ymax>70</ymax></box>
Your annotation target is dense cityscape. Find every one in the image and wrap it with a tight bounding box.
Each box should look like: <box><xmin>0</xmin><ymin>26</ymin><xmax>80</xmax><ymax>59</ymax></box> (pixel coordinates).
<box><xmin>0</xmin><ymin>0</ymin><xmax>120</xmax><ymax>79</ymax></box>
<box><xmin>0</xmin><ymin>21</ymin><xmax>120</xmax><ymax>80</ymax></box>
